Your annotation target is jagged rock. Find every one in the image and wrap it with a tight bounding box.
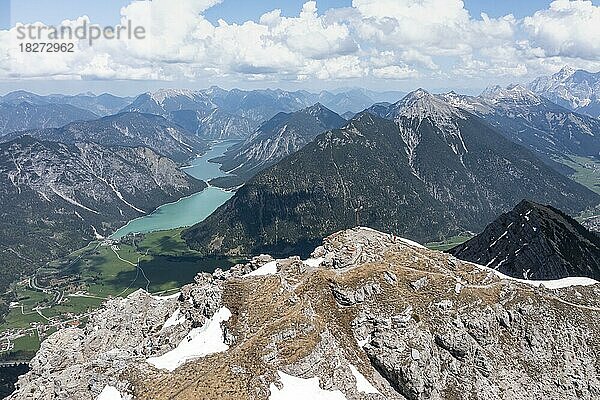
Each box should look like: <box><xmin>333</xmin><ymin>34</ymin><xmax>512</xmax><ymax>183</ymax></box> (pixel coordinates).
<box><xmin>9</xmin><ymin>228</ymin><xmax>600</xmax><ymax>400</ymax></box>
<box><xmin>410</xmin><ymin>277</ymin><xmax>428</xmax><ymax>291</ymax></box>
<box><xmin>331</xmin><ymin>282</ymin><xmax>381</xmax><ymax>306</ymax></box>
<box><xmin>449</xmin><ymin>200</ymin><xmax>600</xmax><ymax>280</ymax></box>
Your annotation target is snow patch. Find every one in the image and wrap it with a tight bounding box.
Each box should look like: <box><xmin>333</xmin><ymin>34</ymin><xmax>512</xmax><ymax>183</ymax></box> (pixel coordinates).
<box><xmin>248</xmin><ymin>260</ymin><xmax>278</xmax><ymax>276</ymax></box>
<box><xmin>348</xmin><ymin>364</ymin><xmax>379</xmax><ymax>394</ymax></box>
<box><xmin>96</xmin><ymin>385</ymin><xmax>123</xmax><ymax>400</ymax></box>
<box><xmin>269</xmin><ymin>371</ymin><xmax>347</xmax><ymax>400</ymax></box>
<box><xmin>398</xmin><ymin>237</ymin><xmax>426</xmax><ymax>249</ymax></box>
<box><xmin>490</xmin><ymin>229</ymin><xmax>509</xmax><ymax>247</ymax></box>
<box><xmin>303</xmin><ymin>257</ymin><xmax>325</xmax><ymax>267</ymax></box>
<box><xmin>162</xmin><ymin>308</ymin><xmax>185</xmax><ymax>330</ymax></box>
<box><xmin>454</xmin><ymin>282</ymin><xmax>462</xmax><ymax>294</ymax></box>
<box><xmin>474</xmin><ymin>263</ymin><xmax>599</xmax><ymax>289</ymax></box>
<box><xmin>152</xmin><ymin>292</ymin><xmax>181</xmax><ymax>300</ymax></box>
<box><xmin>493</xmin><ymin>273</ymin><xmax>598</xmax><ymax>290</ymax></box>
<box><xmin>147</xmin><ymin>307</ymin><xmax>232</xmax><ymax>371</ymax></box>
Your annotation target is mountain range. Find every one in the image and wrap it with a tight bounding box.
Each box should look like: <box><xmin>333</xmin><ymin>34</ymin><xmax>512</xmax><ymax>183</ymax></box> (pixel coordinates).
<box><xmin>0</xmin><ymin>90</ymin><xmax>133</xmax><ymax>117</ymax></box>
<box><xmin>0</xmin><ymin>102</ymin><xmax>99</xmax><ymax>137</ymax></box>
<box><xmin>2</xmin><ymin>112</ymin><xmax>208</xmax><ymax>163</ymax></box>
<box><xmin>449</xmin><ymin>200</ymin><xmax>600</xmax><ymax>281</ymax></box>
<box><xmin>439</xmin><ymin>84</ymin><xmax>600</xmax><ymax>170</ymax></box>
<box><xmin>529</xmin><ymin>66</ymin><xmax>600</xmax><ymax>118</ymax></box>
<box><xmin>0</xmin><ymin>136</ymin><xmax>206</xmax><ymax>292</ymax></box>
<box><xmin>121</xmin><ymin>87</ymin><xmax>404</xmax><ymax>140</ymax></box>
<box><xmin>183</xmin><ymin>90</ymin><xmax>599</xmax><ymax>257</ymax></box>
<box><xmin>212</xmin><ymin>103</ymin><xmax>346</xmax><ymax>186</ymax></box>
<box><xmin>3</xmin><ymin>72</ymin><xmax>600</xmax><ymax>400</ymax></box>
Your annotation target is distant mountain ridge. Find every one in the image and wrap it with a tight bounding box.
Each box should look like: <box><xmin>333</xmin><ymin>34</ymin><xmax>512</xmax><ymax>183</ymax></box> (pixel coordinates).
<box><xmin>449</xmin><ymin>200</ymin><xmax>600</xmax><ymax>281</ymax></box>
<box><xmin>183</xmin><ymin>90</ymin><xmax>599</xmax><ymax>257</ymax></box>
<box><xmin>0</xmin><ymin>102</ymin><xmax>98</xmax><ymax>136</ymax></box>
<box><xmin>212</xmin><ymin>103</ymin><xmax>346</xmax><ymax>185</ymax></box>
<box><xmin>528</xmin><ymin>66</ymin><xmax>600</xmax><ymax>118</ymax></box>
<box><xmin>438</xmin><ymin>85</ymin><xmax>600</xmax><ymax>167</ymax></box>
<box><xmin>2</xmin><ymin>112</ymin><xmax>208</xmax><ymax>163</ymax></box>
<box><xmin>121</xmin><ymin>87</ymin><xmax>403</xmax><ymax>140</ymax></box>
<box><xmin>1</xmin><ymin>90</ymin><xmax>133</xmax><ymax>116</ymax></box>
<box><xmin>122</xmin><ymin>88</ymin><xmax>311</xmax><ymax>140</ymax></box>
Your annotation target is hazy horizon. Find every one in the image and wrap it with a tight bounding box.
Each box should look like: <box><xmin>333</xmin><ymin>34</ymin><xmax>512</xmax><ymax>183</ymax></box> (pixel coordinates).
<box><xmin>0</xmin><ymin>81</ymin><xmax>486</xmax><ymax>98</ymax></box>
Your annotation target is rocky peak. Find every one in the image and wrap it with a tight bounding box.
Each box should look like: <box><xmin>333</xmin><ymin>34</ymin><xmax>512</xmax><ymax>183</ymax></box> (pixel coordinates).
<box><xmin>338</xmin><ymin>111</ymin><xmax>394</xmax><ymax>140</ymax></box>
<box><xmin>305</xmin><ymin>101</ymin><xmax>325</xmax><ymax>111</ymax></box>
<box><xmin>449</xmin><ymin>200</ymin><xmax>600</xmax><ymax>281</ymax></box>
<box><xmin>557</xmin><ymin>65</ymin><xmax>577</xmax><ymax>80</ymax></box>
<box><xmin>436</xmin><ymin>91</ymin><xmax>491</xmax><ymax>114</ymax></box>
<box><xmin>479</xmin><ymin>85</ymin><xmax>503</xmax><ymax>98</ymax></box>
<box><xmin>9</xmin><ymin>227</ymin><xmax>600</xmax><ymax>400</ymax></box>
<box><xmin>303</xmin><ymin>102</ymin><xmax>337</xmax><ymax>120</ymax></box>
<box><xmin>148</xmin><ymin>88</ymin><xmax>201</xmax><ymax>105</ymax></box>
<box><xmin>528</xmin><ymin>66</ymin><xmax>600</xmax><ymax>117</ymax></box>
<box><xmin>480</xmin><ymin>84</ymin><xmax>542</xmax><ymax>105</ymax></box>
<box><xmin>391</xmin><ymin>88</ymin><xmax>466</xmax><ymax>123</ymax></box>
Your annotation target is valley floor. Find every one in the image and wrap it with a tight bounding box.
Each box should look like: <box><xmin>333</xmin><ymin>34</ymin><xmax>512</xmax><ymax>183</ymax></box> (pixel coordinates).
<box><xmin>0</xmin><ymin>228</ymin><xmax>243</xmax><ymax>360</ymax></box>
<box><xmin>556</xmin><ymin>155</ymin><xmax>600</xmax><ymax>195</ymax></box>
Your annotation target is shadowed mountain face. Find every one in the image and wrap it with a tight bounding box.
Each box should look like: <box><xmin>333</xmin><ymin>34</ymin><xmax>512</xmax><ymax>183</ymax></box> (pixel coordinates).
<box><xmin>183</xmin><ymin>90</ymin><xmax>599</xmax><ymax>257</ymax></box>
<box><xmin>2</xmin><ymin>112</ymin><xmax>208</xmax><ymax>163</ymax></box>
<box><xmin>448</xmin><ymin>200</ymin><xmax>600</xmax><ymax>281</ymax></box>
<box><xmin>0</xmin><ymin>136</ymin><xmax>206</xmax><ymax>292</ymax></box>
<box><xmin>212</xmin><ymin>103</ymin><xmax>347</xmax><ymax>185</ymax></box>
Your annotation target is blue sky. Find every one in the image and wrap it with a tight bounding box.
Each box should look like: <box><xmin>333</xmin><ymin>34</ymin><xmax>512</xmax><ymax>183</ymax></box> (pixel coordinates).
<box><xmin>0</xmin><ymin>0</ymin><xmax>10</xmax><ymax>29</ymax></box>
<box><xmin>7</xmin><ymin>0</ymin><xmax>593</xmax><ymax>26</ymax></box>
<box><xmin>2</xmin><ymin>0</ymin><xmax>600</xmax><ymax>95</ymax></box>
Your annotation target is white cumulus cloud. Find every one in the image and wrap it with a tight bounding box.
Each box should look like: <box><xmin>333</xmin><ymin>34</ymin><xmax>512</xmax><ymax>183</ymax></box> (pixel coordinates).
<box><xmin>523</xmin><ymin>0</ymin><xmax>600</xmax><ymax>59</ymax></box>
<box><xmin>0</xmin><ymin>0</ymin><xmax>599</xmax><ymax>86</ymax></box>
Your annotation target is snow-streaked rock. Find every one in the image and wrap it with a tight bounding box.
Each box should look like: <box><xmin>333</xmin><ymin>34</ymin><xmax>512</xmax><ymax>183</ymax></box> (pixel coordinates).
<box><xmin>9</xmin><ymin>228</ymin><xmax>600</xmax><ymax>400</ymax></box>
<box><xmin>348</xmin><ymin>364</ymin><xmax>379</xmax><ymax>394</ymax></box>
<box><xmin>269</xmin><ymin>372</ymin><xmax>348</xmax><ymax>400</ymax></box>
<box><xmin>147</xmin><ymin>307</ymin><xmax>232</xmax><ymax>372</ymax></box>
<box><xmin>528</xmin><ymin>66</ymin><xmax>600</xmax><ymax>118</ymax></box>
<box><xmin>96</xmin><ymin>386</ymin><xmax>123</xmax><ymax>400</ymax></box>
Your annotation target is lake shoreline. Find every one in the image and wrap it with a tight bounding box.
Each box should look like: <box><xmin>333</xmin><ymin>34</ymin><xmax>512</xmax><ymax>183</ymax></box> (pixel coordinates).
<box><xmin>110</xmin><ymin>140</ymin><xmax>240</xmax><ymax>240</ymax></box>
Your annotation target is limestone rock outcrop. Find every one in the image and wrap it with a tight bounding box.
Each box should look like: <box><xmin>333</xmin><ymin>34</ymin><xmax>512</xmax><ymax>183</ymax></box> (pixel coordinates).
<box><xmin>9</xmin><ymin>228</ymin><xmax>600</xmax><ymax>400</ymax></box>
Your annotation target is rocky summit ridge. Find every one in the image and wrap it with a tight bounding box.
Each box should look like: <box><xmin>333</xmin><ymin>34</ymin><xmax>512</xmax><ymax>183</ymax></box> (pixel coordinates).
<box><xmin>449</xmin><ymin>200</ymin><xmax>600</xmax><ymax>281</ymax></box>
<box><xmin>9</xmin><ymin>228</ymin><xmax>600</xmax><ymax>400</ymax></box>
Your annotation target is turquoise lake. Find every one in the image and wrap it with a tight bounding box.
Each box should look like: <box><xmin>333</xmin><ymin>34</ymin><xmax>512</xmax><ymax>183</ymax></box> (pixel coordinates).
<box><xmin>110</xmin><ymin>141</ymin><xmax>238</xmax><ymax>239</ymax></box>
